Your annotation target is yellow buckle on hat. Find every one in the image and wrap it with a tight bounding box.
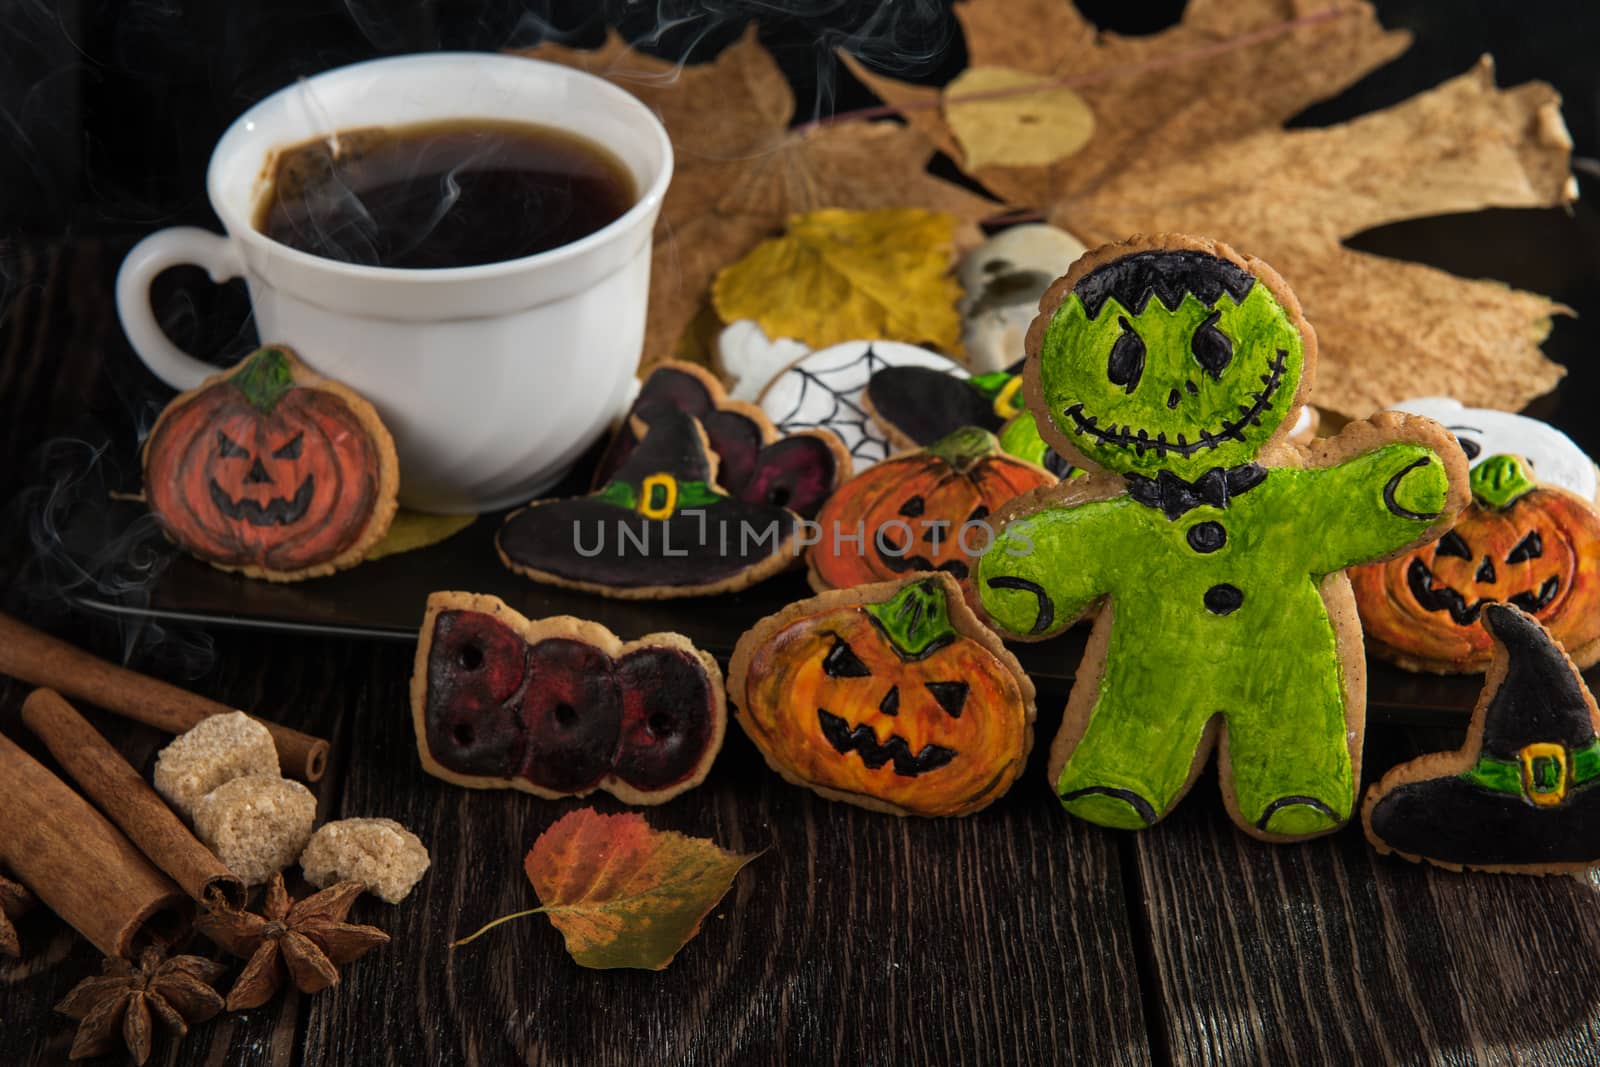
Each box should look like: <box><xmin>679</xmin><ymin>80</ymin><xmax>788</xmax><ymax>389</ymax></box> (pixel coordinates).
<box><xmin>1519</xmin><ymin>742</ymin><xmax>1568</xmax><ymax>807</ymax></box>
<box><xmin>993</xmin><ymin>376</ymin><xmax>1025</xmax><ymax>421</ymax></box>
<box><xmin>638</xmin><ymin>473</ymin><xmax>678</xmax><ymax>520</ymax></box>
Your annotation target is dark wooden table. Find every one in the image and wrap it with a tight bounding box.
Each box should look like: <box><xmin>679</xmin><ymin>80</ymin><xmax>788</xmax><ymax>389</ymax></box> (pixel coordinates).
<box><xmin>3</xmin><ymin>240</ymin><xmax>1600</xmax><ymax>1066</ymax></box>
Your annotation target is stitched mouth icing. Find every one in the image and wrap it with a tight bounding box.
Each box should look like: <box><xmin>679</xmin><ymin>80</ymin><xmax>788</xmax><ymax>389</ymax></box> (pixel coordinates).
<box><xmin>1406</xmin><ymin>558</ymin><xmax>1559</xmax><ymax>625</ymax></box>
<box><xmin>1062</xmin><ymin>348</ymin><xmax>1289</xmax><ymax>458</ymax></box>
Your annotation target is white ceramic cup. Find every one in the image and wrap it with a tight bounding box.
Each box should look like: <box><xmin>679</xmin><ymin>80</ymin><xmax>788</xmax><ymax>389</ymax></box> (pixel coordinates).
<box><xmin>117</xmin><ymin>52</ymin><xmax>672</xmax><ymax>513</ymax></box>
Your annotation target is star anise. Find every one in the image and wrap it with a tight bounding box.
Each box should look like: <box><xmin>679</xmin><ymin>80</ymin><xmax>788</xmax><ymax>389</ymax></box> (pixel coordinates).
<box><xmin>0</xmin><ymin>869</ymin><xmax>33</xmax><ymax>958</ymax></box>
<box><xmin>54</xmin><ymin>946</ymin><xmax>226</xmax><ymax>1064</ymax></box>
<box><xmin>196</xmin><ymin>873</ymin><xmax>389</xmax><ymax>1011</ymax></box>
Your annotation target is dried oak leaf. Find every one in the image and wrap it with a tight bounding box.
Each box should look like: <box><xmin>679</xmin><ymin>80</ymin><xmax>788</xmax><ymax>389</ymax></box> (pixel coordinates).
<box><xmin>712</xmin><ymin>207</ymin><xmax>965</xmax><ymax>351</ymax></box>
<box><xmin>517</xmin><ymin>26</ymin><xmax>996</xmax><ymax>367</ymax></box>
<box><xmin>196</xmin><ymin>873</ymin><xmax>389</xmax><ymax>1011</ymax></box>
<box><xmin>844</xmin><ymin>0</ymin><xmax>1574</xmax><ymax>418</ymax></box>
<box><xmin>0</xmin><ymin>869</ymin><xmax>32</xmax><ymax>958</ymax></box>
<box><xmin>455</xmin><ymin>809</ymin><xmax>760</xmax><ymax>971</ymax></box>
<box><xmin>54</xmin><ymin>947</ymin><xmax>226</xmax><ymax>1065</ymax></box>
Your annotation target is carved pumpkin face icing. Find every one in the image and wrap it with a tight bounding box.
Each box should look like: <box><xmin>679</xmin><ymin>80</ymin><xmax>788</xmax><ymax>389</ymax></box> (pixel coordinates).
<box><xmin>807</xmin><ymin>427</ymin><xmax>1055</xmax><ymax>592</ymax></box>
<box><xmin>729</xmin><ymin>575</ymin><xmax>1035</xmax><ymax>817</ymax></box>
<box><xmin>142</xmin><ymin>346</ymin><xmax>399</xmax><ymax>581</ymax></box>
<box><xmin>1352</xmin><ymin>455</ymin><xmax>1600</xmax><ymax>673</ymax></box>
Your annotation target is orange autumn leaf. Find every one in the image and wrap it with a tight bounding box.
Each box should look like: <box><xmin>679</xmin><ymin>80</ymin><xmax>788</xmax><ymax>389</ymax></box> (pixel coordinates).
<box><xmin>455</xmin><ymin>809</ymin><xmax>760</xmax><ymax>971</ymax></box>
<box><xmin>842</xmin><ymin>0</ymin><xmax>1575</xmax><ymax>418</ymax></box>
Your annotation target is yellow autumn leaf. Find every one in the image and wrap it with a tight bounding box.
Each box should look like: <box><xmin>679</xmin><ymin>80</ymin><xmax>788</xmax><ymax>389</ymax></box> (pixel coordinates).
<box><xmin>943</xmin><ymin>66</ymin><xmax>1094</xmax><ymax>170</ymax></box>
<box><xmin>711</xmin><ymin>207</ymin><xmax>963</xmax><ymax>352</ymax></box>
<box><xmin>365</xmin><ymin>509</ymin><xmax>475</xmax><ymax>561</ymax></box>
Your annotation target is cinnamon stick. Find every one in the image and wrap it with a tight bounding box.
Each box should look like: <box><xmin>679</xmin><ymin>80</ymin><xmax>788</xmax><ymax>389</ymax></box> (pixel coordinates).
<box><xmin>0</xmin><ymin>727</ymin><xmax>191</xmax><ymax>957</ymax></box>
<box><xmin>21</xmin><ymin>689</ymin><xmax>246</xmax><ymax>911</ymax></box>
<box><xmin>0</xmin><ymin>611</ymin><xmax>328</xmax><ymax>781</ymax></box>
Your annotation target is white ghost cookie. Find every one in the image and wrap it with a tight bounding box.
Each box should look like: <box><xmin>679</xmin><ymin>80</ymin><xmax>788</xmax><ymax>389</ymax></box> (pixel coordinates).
<box><xmin>1393</xmin><ymin>397</ymin><xmax>1595</xmax><ymax>501</ymax></box>
<box><xmin>757</xmin><ymin>340</ymin><xmax>966</xmax><ymax>469</ymax></box>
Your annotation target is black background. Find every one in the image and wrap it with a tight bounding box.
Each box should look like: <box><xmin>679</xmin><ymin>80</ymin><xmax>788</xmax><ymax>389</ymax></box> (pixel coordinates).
<box><xmin>2</xmin><ymin>0</ymin><xmax>1597</xmax><ymax>238</ymax></box>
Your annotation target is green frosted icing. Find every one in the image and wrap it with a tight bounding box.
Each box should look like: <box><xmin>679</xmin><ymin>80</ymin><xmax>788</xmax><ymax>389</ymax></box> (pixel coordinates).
<box><xmin>1035</xmin><ymin>284</ymin><xmax>1305</xmax><ymax>480</ymax></box>
<box><xmin>977</xmin><ymin>443</ymin><xmax>1453</xmax><ymax>831</ymax></box>
<box><xmin>864</xmin><ymin>578</ymin><xmax>955</xmax><ymax>660</ymax></box>
<box><xmin>1470</xmin><ymin>454</ymin><xmax>1537</xmax><ymax>510</ymax></box>
<box><xmin>231</xmin><ymin>346</ymin><xmax>296</xmax><ymax>413</ymax></box>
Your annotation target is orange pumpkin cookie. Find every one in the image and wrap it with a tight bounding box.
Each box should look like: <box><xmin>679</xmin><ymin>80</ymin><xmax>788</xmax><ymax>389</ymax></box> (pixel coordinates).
<box><xmin>1351</xmin><ymin>454</ymin><xmax>1600</xmax><ymax>673</ymax></box>
<box><xmin>142</xmin><ymin>345</ymin><xmax>398</xmax><ymax>581</ymax></box>
<box><xmin>727</xmin><ymin>574</ymin><xmax>1035</xmax><ymax>817</ymax></box>
<box><xmin>806</xmin><ymin>427</ymin><xmax>1054</xmax><ymax>592</ymax></box>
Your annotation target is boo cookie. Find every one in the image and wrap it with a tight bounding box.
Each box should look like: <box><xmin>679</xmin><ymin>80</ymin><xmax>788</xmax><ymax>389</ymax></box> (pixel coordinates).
<box><xmin>976</xmin><ymin>234</ymin><xmax>1469</xmax><ymax>841</ymax></box>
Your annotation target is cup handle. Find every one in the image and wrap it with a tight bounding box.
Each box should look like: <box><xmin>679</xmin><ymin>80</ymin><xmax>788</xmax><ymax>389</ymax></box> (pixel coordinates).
<box><xmin>116</xmin><ymin>227</ymin><xmax>247</xmax><ymax>390</ymax></box>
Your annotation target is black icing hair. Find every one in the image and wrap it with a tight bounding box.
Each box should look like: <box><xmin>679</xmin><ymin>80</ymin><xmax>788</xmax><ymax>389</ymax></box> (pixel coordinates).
<box><xmin>1073</xmin><ymin>249</ymin><xmax>1256</xmax><ymax>319</ymax></box>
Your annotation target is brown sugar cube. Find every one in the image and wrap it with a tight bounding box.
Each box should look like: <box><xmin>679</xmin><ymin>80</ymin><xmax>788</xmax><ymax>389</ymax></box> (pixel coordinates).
<box><xmin>300</xmin><ymin>818</ymin><xmax>431</xmax><ymax>904</ymax></box>
<box><xmin>192</xmin><ymin>775</ymin><xmax>316</xmax><ymax>885</ymax></box>
<box><xmin>154</xmin><ymin>711</ymin><xmax>280</xmax><ymax>819</ymax></box>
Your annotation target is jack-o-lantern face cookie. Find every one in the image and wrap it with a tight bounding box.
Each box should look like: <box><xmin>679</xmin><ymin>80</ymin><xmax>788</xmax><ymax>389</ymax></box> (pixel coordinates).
<box><xmin>594</xmin><ymin>361</ymin><xmax>850</xmax><ymax>520</ymax></box>
<box><xmin>728</xmin><ymin>575</ymin><xmax>1035</xmax><ymax>817</ymax></box>
<box><xmin>141</xmin><ymin>345</ymin><xmax>399</xmax><ymax>581</ymax></box>
<box><xmin>1351</xmin><ymin>454</ymin><xmax>1600</xmax><ymax>673</ymax></box>
<box><xmin>497</xmin><ymin>409</ymin><xmax>802</xmax><ymax>598</ymax></box>
<box><xmin>1363</xmin><ymin>604</ymin><xmax>1600</xmax><ymax>874</ymax></box>
<box><xmin>411</xmin><ymin>592</ymin><xmax>726</xmax><ymax>804</ymax></box>
<box><xmin>808</xmin><ymin>427</ymin><xmax>1054</xmax><ymax>592</ymax></box>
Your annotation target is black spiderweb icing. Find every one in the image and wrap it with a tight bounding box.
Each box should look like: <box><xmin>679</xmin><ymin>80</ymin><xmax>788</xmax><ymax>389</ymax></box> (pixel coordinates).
<box><xmin>771</xmin><ymin>344</ymin><xmax>896</xmax><ymax>464</ymax></box>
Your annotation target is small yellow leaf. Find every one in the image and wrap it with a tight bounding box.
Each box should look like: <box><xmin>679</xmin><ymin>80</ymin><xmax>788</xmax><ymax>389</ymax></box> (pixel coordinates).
<box><xmin>364</xmin><ymin>509</ymin><xmax>475</xmax><ymax>561</ymax></box>
<box><xmin>943</xmin><ymin>66</ymin><xmax>1094</xmax><ymax>170</ymax></box>
<box><xmin>712</xmin><ymin>207</ymin><xmax>963</xmax><ymax>352</ymax></box>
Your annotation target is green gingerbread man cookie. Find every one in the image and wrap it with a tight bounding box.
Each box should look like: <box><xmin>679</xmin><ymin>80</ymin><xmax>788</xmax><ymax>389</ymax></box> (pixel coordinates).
<box><xmin>976</xmin><ymin>234</ymin><xmax>1470</xmax><ymax>841</ymax></box>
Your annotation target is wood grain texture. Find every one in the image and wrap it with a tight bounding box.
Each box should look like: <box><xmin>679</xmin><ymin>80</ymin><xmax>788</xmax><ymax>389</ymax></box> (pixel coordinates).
<box><xmin>1132</xmin><ymin>741</ymin><xmax>1600</xmax><ymax>1067</ymax></box>
<box><xmin>304</xmin><ymin>642</ymin><xmax>1152</xmax><ymax>1067</ymax></box>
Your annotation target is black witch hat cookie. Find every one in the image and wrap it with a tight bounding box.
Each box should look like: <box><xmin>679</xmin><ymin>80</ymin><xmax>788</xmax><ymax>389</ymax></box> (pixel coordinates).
<box><xmin>593</xmin><ymin>361</ymin><xmax>850</xmax><ymax>520</ymax></box>
<box><xmin>497</xmin><ymin>409</ymin><xmax>802</xmax><ymax>598</ymax></box>
<box><xmin>1362</xmin><ymin>603</ymin><xmax>1600</xmax><ymax>874</ymax></box>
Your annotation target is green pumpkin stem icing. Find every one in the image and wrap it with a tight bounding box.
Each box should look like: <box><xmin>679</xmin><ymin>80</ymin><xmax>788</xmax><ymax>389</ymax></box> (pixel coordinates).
<box><xmin>232</xmin><ymin>347</ymin><xmax>297</xmax><ymax>413</ymax></box>
<box><xmin>1470</xmin><ymin>454</ymin><xmax>1538</xmax><ymax>510</ymax></box>
<box><xmin>865</xmin><ymin>579</ymin><xmax>956</xmax><ymax>660</ymax></box>
<box><xmin>924</xmin><ymin>426</ymin><xmax>1001</xmax><ymax>473</ymax></box>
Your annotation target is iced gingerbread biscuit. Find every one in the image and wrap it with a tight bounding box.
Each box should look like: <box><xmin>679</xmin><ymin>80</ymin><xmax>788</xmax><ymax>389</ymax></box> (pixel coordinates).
<box><xmin>757</xmin><ymin>340</ymin><xmax>966</xmax><ymax>469</ymax></box>
<box><xmin>498</xmin><ymin>409</ymin><xmax>801</xmax><ymax>598</ymax></box>
<box><xmin>1363</xmin><ymin>603</ymin><xmax>1600</xmax><ymax>873</ymax></box>
<box><xmin>411</xmin><ymin>592</ymin><xmax>726</xmax><ymax>804</ymax></box>
<box><xmin>142</xmin><ymin>345</ymin><xmax>399</xmax><ymax>581</ymax></box>
<box><xmin>1351</xmin><ymin>453</ymin><xmax>1600</xmax><ymax>673</ymax></box>
<box><xmin>728</xmin><ymin>575</ymin><xmax>1034</xmax><ymax>817</ymax></box>
<box><xmin>863</xmin><ymin>362</ymin><xmax>1024</xmax><ymax>451</ymax></box>
<box><xmin>808</xmin><ymin>427</ymin><xmax>1053</xmax><ymax>592</ymax></box>
<box><xmin>593</xmin><ymin>361</ymin><xmax>849</xmax><ymax>520</ymax></box>
<box><xmin>975</xmin><ymin>233</ymin><xmax>1469</xmax><ymax>842</ymax></box>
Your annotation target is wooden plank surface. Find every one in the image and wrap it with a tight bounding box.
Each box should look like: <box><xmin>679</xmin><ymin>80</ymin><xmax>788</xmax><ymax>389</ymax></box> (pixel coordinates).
<box><xmin>304</xmin><ymin>642</ymin><xmax>1151</xmax><ymax>1067</ymax></box>
<box><xmin>0</xmin><ymin>242</ymin><xmax>1152</xmax><ymax>1064</ymax></box>
<box><xmin>1131</xmin><ymin>742</ymin><xmax>1600</xmax><ymax>1066</ymax></box>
